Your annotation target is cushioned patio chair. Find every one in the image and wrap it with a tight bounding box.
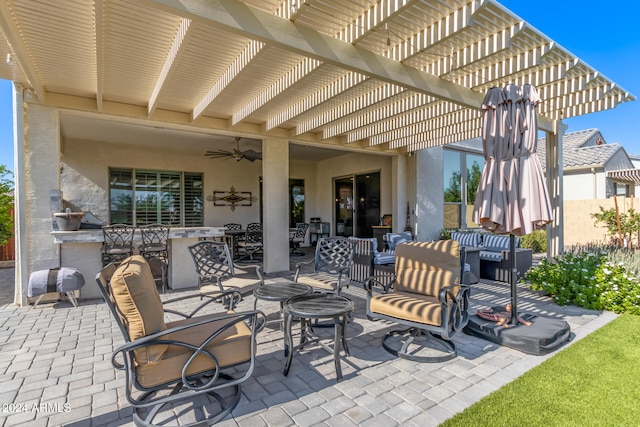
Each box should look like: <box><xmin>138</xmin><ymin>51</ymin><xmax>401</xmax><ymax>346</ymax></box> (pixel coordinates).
<box><xmin>365</xmin><ymin>240</ymin><xmax>470</xmax><ymax>362</ymax></box>
<box><xmin>293</xmin><ymin>236</ymin><xmax>354</xmax><ymax>295</ymax></box>
<box><xmin>188</xmin><ymin>240</ymin><xmax>264</xmax><ymax>298</ymax></box>
<box><xmin>95</xmin><ymin>255</ymin><xmax>265</xmax><ymax>426</ymax></box>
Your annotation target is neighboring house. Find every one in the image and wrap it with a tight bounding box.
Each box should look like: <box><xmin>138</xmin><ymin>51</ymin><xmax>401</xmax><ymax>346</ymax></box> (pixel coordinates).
<box><xmin>537</xmin><ymin>129</ymin><xmax>639</xmax><ymax>200</ymax></box>
<box><xmin>535</xmin><ymin>129</ymin><xmax>640</xmax><ymax>246</ymax></box>
<box><xmin>0</xmin><ymin>1</ymin><xmax>633</xmax><ymax>305</ymax></box>
<box><xmin>629</xmin><ymin>154</ymin><xmax>640</xmax><ymax>196</ymax></box>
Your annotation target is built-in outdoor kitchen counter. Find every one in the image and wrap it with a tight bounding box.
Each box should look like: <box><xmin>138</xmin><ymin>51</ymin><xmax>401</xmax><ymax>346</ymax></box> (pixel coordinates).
<box><xmin>52</xmin><ymin>227</ymin><xmax>225</xmax><ymax>299</ymax></box>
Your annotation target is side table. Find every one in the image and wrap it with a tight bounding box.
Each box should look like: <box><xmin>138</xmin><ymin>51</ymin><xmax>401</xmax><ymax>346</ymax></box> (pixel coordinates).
<box><xmin>464</xmin><ymin>246</ymin><xmax>482</xmax><ymax>284</ymax></box>
<box><xmin>253</xmin><ymin>280</ymin><xmax>313</xmax><ymax>327</ymax></box>
<box><xmin>283</xmin><ymin>293</ymin><xmax>354</xmax><ymax>381</ymax></box>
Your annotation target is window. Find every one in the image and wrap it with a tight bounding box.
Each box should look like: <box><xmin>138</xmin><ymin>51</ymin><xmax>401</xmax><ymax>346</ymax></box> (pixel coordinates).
<box><xmin>444</xmin><ymin>150</ymin><xmax>461</xmax><ymax>229</ymax></box>
<box><xmin>290</xmin><ymin>179</ymin><xmax>305</xmax><ymax>228</ymax></box>
<box><xmin>109</xmin><ymin>168</ymin><xmax>203</xmax><ymax>226</ymax></box>
<box><xmin>614</xmin><ymin>182</ymin><xmax>630</xmax><ymax>197</ymax></box>
<box><xmin>443</xmin><ymin>149</ymin><xmax>485</xmax><ymax>229</ymax></box>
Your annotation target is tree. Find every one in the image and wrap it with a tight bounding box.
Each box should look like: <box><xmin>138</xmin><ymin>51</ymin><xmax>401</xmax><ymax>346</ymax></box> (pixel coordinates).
<box><xmin>591</xmin><ymin>206</ymin><xmax>640</xmax><ymax>248</ymax></box>
<box><xmin>0</xmin><ymin>165</ymin><xmax>14</xmax><ymax>246</ymax></box>
<box><xmin>444</xmin><ymin>170</ymin><xmax>461</xmax><ymax>202</ymax></box>
<box><xmin>466</xmin><ymin>161</ymin><xmax>482</xmax><ymax>206</ymax></box>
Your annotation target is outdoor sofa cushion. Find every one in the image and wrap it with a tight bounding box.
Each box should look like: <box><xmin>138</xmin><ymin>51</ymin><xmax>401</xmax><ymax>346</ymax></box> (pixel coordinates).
<box><xmin>451</xmin><ymin>231</ymin><xmax>482</xmax><ymax>247</ymax></box>
<box><xmin>482</xmin><ymin>234</ymin><xmax>520</xmax><ymax>251</ymax></box>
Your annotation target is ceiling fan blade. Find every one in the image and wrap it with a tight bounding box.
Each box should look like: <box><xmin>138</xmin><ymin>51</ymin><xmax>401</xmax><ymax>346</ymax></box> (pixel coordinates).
<box><xmin>205</xmin><ymin>137</ymin><xmax>262</xmax><ymax>162</ymax></box>
<box><xmin>242</xmin><ymin>150</ymin><xmax>262</xmax><ymax>161</ymax></box>
<box><xmin>204</xmin><ymin>150</ymin><xmax>233</xmax><ymax>159</ymax></box>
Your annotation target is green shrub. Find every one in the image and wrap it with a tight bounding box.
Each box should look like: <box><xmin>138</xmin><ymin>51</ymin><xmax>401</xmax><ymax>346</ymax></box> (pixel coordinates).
<box><xmin>439</xmin><ymin>228</ymin><xmax>452</xmax><ymax>240</ymax></box>
<box><xmin>524</xmin><ymin>244</ymin><xmax>640</xmax><ymax>315</ymax></box>
<box><xmin>0</xmin><ymin>165</ymin><xmax>14</xmax><ymax>246</ymax></box>
<box><xmin>520</xmin><ymin>229</ymin><xmax>547</xmax><ymax>253</ymax></box>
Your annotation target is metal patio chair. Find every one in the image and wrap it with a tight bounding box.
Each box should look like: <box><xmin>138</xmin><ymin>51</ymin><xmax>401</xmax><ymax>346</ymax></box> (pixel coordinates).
<box><xmin>293</xmin><ymin>236</ymin><xmax>354</xmax><ymax>295</ymax></box>
<box><xmin>100</xmin><ymin>224</ymin><xmax>135</xmax><ymax>267</ymax></box>
<box><xmin>236</xmin><ymin>222</ymin><xmax>263</xmax><ymax>262</ymax></box>
<box><xmin>365</xmin><ymin>240</ymin><xmax>469</xmax><ymax>363</ymax></box>
<box><xmin>96</xmin><ymin>255</ymin><xmax>265</xmax><ymax>426</ymax></box>
<box><xmin>289</xmin><ymin>222</ymin><xmax>309</xmax><ymax>256</ymax></box>
<box><xmin>188</xmin><ymin>240</ymin><xmax>264</xmax><ymax>299</ymax></box>
<box><xmin>138</xmin><ymin>223</ymin><xmax>170</xmax><ymax>293</ymax></box>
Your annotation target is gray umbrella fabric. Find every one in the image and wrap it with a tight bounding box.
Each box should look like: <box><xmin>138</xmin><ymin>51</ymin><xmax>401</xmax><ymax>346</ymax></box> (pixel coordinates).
<box><xmin>472</xmin><ymin>84</ymin><xmax>553</xmax><ymax>325</ymax></box>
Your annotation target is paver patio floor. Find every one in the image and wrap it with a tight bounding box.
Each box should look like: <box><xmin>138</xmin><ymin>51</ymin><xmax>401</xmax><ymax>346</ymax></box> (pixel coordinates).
<box><xmin>0</xmin><ymin>257</ymin><xmax>616</xmax><ymax>426</ymax></box>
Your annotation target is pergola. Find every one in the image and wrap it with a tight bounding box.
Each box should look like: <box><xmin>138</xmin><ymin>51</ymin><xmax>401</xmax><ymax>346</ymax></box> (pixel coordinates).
<box><xmin>0</xmin><ymin>0</ymin><xmax>634</xmax><ymax>305</ymax></box>
<box><xmin>0</xmin><ymin>0</ymin><xmax>632</xmax><ymax>149</ymax></box>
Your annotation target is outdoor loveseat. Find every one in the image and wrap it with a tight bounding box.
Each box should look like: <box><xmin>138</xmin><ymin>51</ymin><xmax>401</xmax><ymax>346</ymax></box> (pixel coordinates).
<box><xmin>451</xmin><ymin>231</ymin><xmax>533</xmax><ymax>282</ymax></box>
<box><xmin>350</xmin><ymin>232</ymin><xmax>474</xmax><ymax>286</ymax></box>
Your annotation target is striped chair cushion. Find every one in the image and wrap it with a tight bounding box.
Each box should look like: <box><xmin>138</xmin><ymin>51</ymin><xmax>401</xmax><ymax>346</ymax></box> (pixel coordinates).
<box><xmin>373</xmin><ymin>251</ymin><xmax>396</xmax><ymax>265</ymax></box>
<box><xmin>479</xmin><ymin>250</ymin><xmax>503</xmax><ymax>262</ymax></box>
<box><xmin>386</xmin><ymin>231</ymin><xmax>413</xmax><ymax>251</ymax></box>
<box><xmin>482</xmin><ymin>235</ymin><xmax>520</xmax><ymax>251</ymax></box>
<box><xmin>451</xmin><ymin>232</ymin><xmax>482</xmax><ymax>247</ymax></box>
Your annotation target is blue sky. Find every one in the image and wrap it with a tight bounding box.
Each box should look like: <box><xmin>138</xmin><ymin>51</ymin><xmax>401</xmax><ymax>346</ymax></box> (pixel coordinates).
<box><xmin>1</xmin><ymin>0</ymin><xmax>639</xmax><ymax>173</ymax></box>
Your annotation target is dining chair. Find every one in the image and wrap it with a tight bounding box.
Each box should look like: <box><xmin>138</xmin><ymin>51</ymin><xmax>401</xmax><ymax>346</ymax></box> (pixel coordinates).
<box><xmin>237</xmin><ymin>222</ymin><xmax>263</xmax><ymax>262</ymax></box>
<box><xmin>289</xmin><ymin>222</ymin><xmax>310</xmax><ymax>256</ymax></box>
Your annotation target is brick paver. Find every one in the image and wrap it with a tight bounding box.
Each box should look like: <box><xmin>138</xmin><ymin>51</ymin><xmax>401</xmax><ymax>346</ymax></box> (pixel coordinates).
<box><xmin>0</xmin><ymin>258</ymin><xmax>616</xmax><ymax>426</ymax></box>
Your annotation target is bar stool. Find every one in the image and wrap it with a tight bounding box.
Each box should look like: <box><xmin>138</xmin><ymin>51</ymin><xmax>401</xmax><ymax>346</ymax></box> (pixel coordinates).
<box><xmin>138</xmin><ymin>224</ymin><xmax>170</xmax><ymax>293</ymax></box>
<box><xmin>101</xmin><ymin>224</ymin><xmax>135</xmax><ymax>267</ymax></box>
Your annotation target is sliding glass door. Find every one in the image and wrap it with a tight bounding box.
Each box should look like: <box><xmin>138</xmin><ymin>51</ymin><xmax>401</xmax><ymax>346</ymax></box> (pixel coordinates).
<box><xmin>334</xmin><ymin>171</ymin><xmax>380</xmax><ymax>237</ymax></box>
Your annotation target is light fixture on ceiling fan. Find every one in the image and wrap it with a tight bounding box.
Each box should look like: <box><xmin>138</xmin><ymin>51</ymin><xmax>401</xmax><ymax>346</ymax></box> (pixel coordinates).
<box><xmin>204</xmin><ymin>136</ymin><xmax>262</xmax><ymax>162</ymax></box>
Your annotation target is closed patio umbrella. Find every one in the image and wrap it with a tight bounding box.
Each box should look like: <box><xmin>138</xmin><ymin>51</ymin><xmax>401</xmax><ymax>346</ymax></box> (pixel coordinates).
<box><xmin>472</xmin><ymin>84</ymin><xmax>553</xmax><ymax>325</ymax></box>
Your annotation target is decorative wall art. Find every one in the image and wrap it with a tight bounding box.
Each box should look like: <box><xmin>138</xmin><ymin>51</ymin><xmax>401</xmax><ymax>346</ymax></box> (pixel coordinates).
<box><xmin>206</xmin><ymin>186</ymin><xmax>255</xmax><ymax>211</ymax></box>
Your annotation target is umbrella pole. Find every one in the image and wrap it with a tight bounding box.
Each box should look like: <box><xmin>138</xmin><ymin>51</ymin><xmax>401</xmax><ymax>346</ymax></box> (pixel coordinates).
<box><xmin>510</xmin><ymin>234</ymin><xmax>518</xmax><ymax>326</ymax></box>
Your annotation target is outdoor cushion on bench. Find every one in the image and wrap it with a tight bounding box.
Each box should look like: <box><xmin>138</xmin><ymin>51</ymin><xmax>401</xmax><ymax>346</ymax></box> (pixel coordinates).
<box><xmin>451</xmin><ymin>231</ymin><xmax>482</xmax><ymax>247</ymax></box>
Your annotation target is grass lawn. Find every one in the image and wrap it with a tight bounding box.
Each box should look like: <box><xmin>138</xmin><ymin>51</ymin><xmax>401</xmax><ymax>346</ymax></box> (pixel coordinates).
<box><xmin>441</xmin><ymin>314</ymin><xmax>640</xmax><ymax>427</ymax></box>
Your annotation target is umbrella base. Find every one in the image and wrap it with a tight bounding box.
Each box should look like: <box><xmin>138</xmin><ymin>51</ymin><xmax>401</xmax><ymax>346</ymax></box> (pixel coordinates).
<box><xmin>463</xmin><ymin>307</ymin><xmax>573</xmax><ymax>355</ymax></box>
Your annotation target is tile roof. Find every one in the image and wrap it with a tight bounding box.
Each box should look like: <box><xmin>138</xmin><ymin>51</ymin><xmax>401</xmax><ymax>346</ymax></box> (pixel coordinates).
<box><xmin>536</xmin><ymin>128</ymin><xmax>622</xmax><ymax>170</ymax></box>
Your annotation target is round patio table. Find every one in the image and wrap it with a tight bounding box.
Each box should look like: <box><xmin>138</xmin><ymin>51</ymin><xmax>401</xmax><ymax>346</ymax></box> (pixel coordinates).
<box><xmin>283</xmin><ymin>293</ymin><xmax>354</xmax><ymax>381</ymax></box>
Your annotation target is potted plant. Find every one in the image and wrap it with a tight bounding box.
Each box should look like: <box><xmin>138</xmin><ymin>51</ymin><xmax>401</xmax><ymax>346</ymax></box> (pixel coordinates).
<box><xmin>53</xmin><ymin>209</ymin><xmax>84</xmax><ymax>231</ymax></box>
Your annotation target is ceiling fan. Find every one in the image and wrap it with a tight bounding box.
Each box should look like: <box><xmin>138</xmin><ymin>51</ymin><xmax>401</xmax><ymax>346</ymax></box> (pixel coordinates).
<box><xmin>204</xmin><ymin>137</ymin><xmax>262</xmax><ymax>162</ymax></box>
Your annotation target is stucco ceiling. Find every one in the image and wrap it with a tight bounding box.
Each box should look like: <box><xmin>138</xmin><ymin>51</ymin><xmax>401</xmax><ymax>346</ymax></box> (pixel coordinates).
<box><xmin>0</xmin><ymin>0</ymin><xmax>634</xmax><ymax>156</ymax></box>
<box><xmin>59</xmin><ymin>111</ymin><xmax>347</xmax><ymax>161</ymax></box>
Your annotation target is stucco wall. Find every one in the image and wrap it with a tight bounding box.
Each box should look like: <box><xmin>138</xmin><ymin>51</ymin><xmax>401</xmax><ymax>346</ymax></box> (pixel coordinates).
<box><xmin>24</xmin><ymin>104</ymin><xmax>60</xmax><ymax>273</ymax></box>
<box><xmin>563</xmin><ymin>197</ymin><xmax>638</xmax><ymax>246</ymax></box>
<box><xmin>313</xmin><ymin>152</ymin><xmax>394</xmax><ymax>235</ymax></box>
<box><xmin>563</xmin><ymin>170</ymin><xmax>606</xmax><ymax>200</ymax></box>
<box><xmin>60</xmin><ymin>138</ymin><xmax>393</xmax><ymax>231</ymax></box>
<box><xmin>61</xmin><ymin>138</ymin><xmax>266</xmax><ymax>226</ymax></box>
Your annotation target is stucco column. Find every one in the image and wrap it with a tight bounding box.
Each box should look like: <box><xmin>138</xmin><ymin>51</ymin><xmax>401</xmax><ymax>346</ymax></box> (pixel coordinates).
<box><xmin>391</xmin><ymin>155</ymin><xmax>408</xmax><ymax>233</ymax></box>
<box><xmin>14</xmin><ymin>101</ymin><xmax>61</xmax><ymax>305</ymax></box>
<box><xmin>261</xmin><ymin>137</ymin><xmax>290</xmax><ymax>273</ymax></box>
<box><xmin>415</xmin><ymin>147</ymin><xmax>444</xmax><ymax>241</ymax></box>
<box><xmin>545</xmin><ymin>121</ymin><xmax>567</xmax><ymax>258</ymax></box>
<box><xmin>13</xmin><ymin>84</ymin><xmax>28</xmax><ymax>306</ymax></box>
